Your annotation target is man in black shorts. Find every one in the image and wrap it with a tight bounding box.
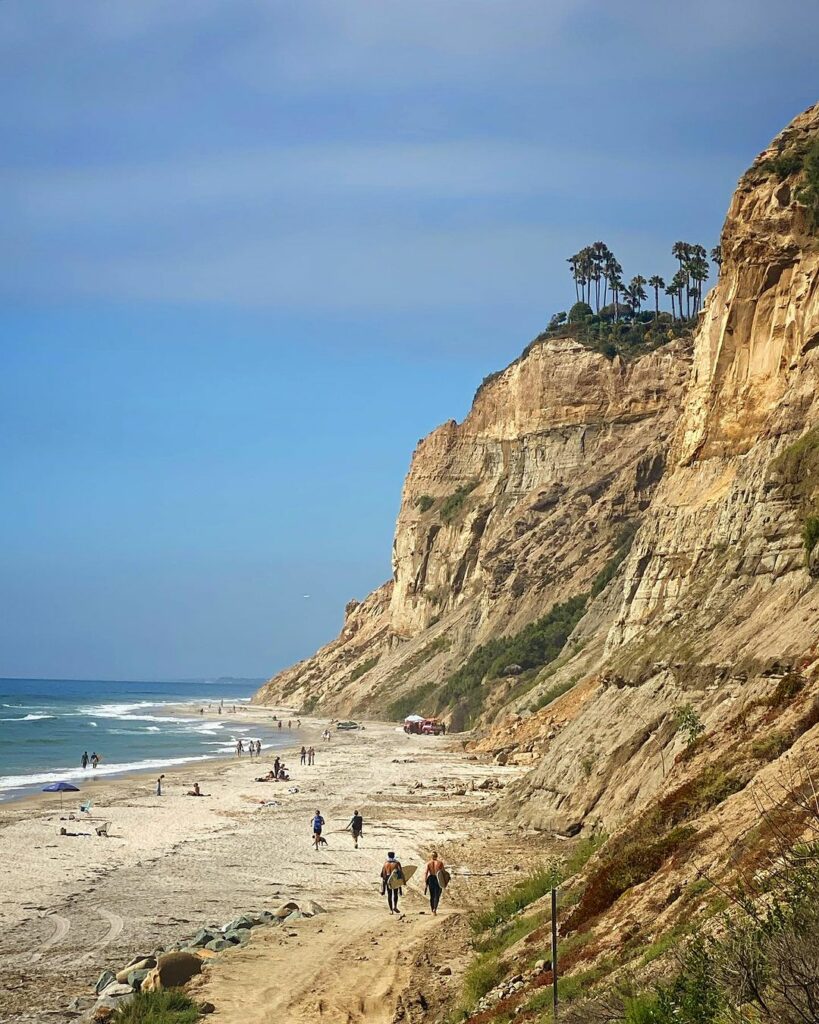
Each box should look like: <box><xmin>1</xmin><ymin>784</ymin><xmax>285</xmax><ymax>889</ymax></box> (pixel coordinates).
<box><xmin>347</xmin><ymin>809</ymin><xmax>364</xmax><ymax>848</ymax></box>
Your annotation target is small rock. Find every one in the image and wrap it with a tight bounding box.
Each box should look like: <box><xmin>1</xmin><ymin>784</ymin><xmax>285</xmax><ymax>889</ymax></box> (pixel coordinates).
<box><xmin>94</xmin><ymin>971</ymin><xmax>116</xmax><ymax>995</ymax></box>
<box><xmin>205</xmin><ymin>939</ymin><xmax>235</xmax><ymax>952</ymax></box>
<box><xmin>438</xmin><ymin>965</ymin><xmax>452</xmax><ymax>976</ymax></box>
<box><xmin>92</xmin><ymin>1008</ymin><xmax>115</xmax><ymax>1023</ymax></box>
<box><xmin>198</xmin><ymin>1002</ymin><xmax>216</xmax><ymax>1015</ymax></box>
<box><xmin>273</xmin><ymin>901</ymin><xmax>300</xmax><ymax>918</ymax></box>
<box><xmin>98</xmin><ymin>983</ymin><xmax>134</xmax><ymax>999</ymax></box>
<box><xmin>116</xmin><ymin>957</ymin><xmax>155</xmax><ymax>983</ymax></box>
<box><xmin>223</xmin><ymin>928</ymin><xmax>251</xmax><ymax>945</ymax></box>
<box><xmin>127</xmin><ymin>969</ymin><xmax>151</xmax><ymax>990</ymax></box>
<box><xmin>302</xmin><ymin>900</ymin><xmax>327</xmax><ymax>916</ymax></box>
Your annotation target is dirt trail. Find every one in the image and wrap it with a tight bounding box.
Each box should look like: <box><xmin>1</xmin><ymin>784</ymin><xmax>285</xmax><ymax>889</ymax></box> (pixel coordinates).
<box><xmin>193</xmin><ymin>902</ymin><xmax>446</xmax><ymax>1024</ymax></box>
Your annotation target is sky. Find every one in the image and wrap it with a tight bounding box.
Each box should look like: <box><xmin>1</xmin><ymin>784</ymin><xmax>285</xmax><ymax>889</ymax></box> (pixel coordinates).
<box><xmin>1</xmin><ymin>1</ymin><xmax>817</xmax><ymax>681</ymax></box>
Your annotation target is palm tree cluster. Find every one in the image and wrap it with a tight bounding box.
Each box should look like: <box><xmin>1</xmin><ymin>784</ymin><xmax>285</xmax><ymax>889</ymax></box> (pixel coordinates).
<box><xmin>566</xmin><ymin>240</ymin><xmax>716</xmax><ymax>324</ymax></box>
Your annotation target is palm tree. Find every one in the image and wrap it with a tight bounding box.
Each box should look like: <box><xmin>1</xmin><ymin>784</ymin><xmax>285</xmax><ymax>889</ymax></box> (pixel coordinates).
<box><xmin>665</xmin><ymin>281</ymin><xmax>677</xmax><ymax>322</ymax></box>
<box><xmin>567</xmin><ymin>255</ymin><xmax>580</xmax><ymax>303</ymax></box>
<box><xmin>689</xmin><ymin>257</ymin><xmax>709</xmax><ymax>315</ymax></box>
<box><xmin>606</xmin><ymin>257</ymin><xmax>623</xmax><ymax>321</ymax></box>
<box><xmin>710</xmin><ymin>245</ymin><xmax>722</xmax><ymax>267</ymax></box>
<box><xmin>630</xmin><ymin>275</ymin><xmax>648</xmax><ymax>315</ymax></box>
<box><xmin>648</xmin><ymin>275</ymin><xmax>665</xmax><ymax>319</ymax></box>
<box><xmin>671</xmin><ymin>270</ymin><xmax>688</xmax><ymax>320</ymax></box>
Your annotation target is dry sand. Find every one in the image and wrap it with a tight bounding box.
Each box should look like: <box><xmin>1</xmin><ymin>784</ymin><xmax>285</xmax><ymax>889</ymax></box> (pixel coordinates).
<box><xmin>0</xmin><ymin>709</ymin><xmax>538</xmax><ymax>1024</ymax></box>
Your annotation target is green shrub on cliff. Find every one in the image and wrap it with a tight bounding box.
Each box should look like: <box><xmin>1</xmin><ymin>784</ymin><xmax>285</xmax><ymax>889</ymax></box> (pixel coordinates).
<box><xmin>440</xmin><ymin>481</ymin><xmax>477</xmax><ymax>523</ymax></box>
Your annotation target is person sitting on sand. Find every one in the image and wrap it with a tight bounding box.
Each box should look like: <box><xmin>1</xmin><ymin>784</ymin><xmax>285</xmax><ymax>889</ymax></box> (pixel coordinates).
<box><xmin>186</xmin><ymin>782</ymin><xmax>205</xmax><ymax>796</ymax></box>
<box><xmin>424</xmin><ymin>850</ymin><xmax>446</xmax><ymax>915</ymax></box>
<box><xmin>256</xmin><ymin>770</ymin><xmax>276</xmax><ymax>782</ymax></box>
<box><xmin>380</xmin><ymin>852</ymin><xmax>403</xmax><ymax>914</ymax></box>
<box><xmin>347</xmin><ymin>809</ymin><xmax>364</xmax><ymax>849</ymax></box>
<box><xmin>312</xmin><ymin>809</ymin><xmax>325</xmax><ymax>849</ymax></box>
<box><xmin>278</xmin><ymin>765</ymin><xmax>290</xmax><ymax>781</ymax></box>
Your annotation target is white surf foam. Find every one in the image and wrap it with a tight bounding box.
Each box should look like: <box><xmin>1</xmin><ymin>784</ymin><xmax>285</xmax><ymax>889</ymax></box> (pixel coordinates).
<box><xmin>0</xmin><ymin>713</ymin><xmax>55</xmax><ymax>721</ymax></box>
<box><xmin>0</xmin><ymin>754</ymin><xmax>213</xmax><ymax>791</ymax></box>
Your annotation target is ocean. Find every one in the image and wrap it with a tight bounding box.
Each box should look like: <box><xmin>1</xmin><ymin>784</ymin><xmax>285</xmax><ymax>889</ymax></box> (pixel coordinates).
<box><xmin>0</xmin><ymin>677</ymin><xmax>292</xmax><ymax>802</ymax></box>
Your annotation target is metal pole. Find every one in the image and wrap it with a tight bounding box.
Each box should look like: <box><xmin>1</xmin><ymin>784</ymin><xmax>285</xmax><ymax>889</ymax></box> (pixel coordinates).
<box><xmin>551</xmin><ymin>887</ymin><xmax>559</xmax><ymax>1020</ymax></box>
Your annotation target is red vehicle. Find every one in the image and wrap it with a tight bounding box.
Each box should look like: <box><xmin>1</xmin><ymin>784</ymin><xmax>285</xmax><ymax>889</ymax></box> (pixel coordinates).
<box><xmin>404</xmin><ymin>715</ymin><xmax>445</xmax><ymax>735</ymax></box>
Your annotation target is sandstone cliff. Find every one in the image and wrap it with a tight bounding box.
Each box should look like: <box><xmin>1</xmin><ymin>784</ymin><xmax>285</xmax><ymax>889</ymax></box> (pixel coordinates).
<box><xmin>255</xmin><ymin>335</ymin><xmax>692</xmax><ymax>719</ymax></box>
<box><xmin>257</xmin><ymin>107</ymin><xmax>818</xmax><ymax>842</ymax></box>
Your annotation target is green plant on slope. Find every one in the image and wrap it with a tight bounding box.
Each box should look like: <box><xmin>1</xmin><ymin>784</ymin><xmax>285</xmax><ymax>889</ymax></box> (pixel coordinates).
<box><xmin>674</xmin><ymin>703</ymin><xmax>705</xmax><ymax>747</ymax></box>
<box><xmin>471</xmin><ymin>863</ymin><xmax>562</xmax><ymax>932</ymax></box>
<box><xmin>415</xmin><ymin>494</ymin><xmax>435</xmax><ymax>513</ymax></box>
<box><xmin>115</xmin><ymin>990</ymin><xmax>200</xmax><ymax>1024</ymax></box>
<box><xmin>804</xmin><ymin>515</ymin><xmax>819</xmax><ymax>557</ymax></box>
<box><xmin>440</xmin><ymin>481</ymin><xmax>477</xmax><ymax>523</ymax></box>
<box><xmin>796</xmin><ymin>137</ymin><xmax>819</xmax><ymax>231</ymax></box>
<box><xmin>348</xmin><ymin>655</ymin><xmax>379</xmax><ymax>682</ymax></box>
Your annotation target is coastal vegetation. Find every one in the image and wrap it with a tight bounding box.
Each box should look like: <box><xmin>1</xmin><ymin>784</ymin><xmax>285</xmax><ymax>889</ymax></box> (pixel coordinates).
<box><xmin>116</xmin><ymin>990</ymin><xmax>200</xmax><ymax>1024</ymax></box>
<box><xmin>441</xmin><ymin>481</ymin><xmax>479</xmax><ymax>523</ymax></box>
<box><xmin>348</xmin><ymin>655</ymin><xmax>379</xmax><ymax>682</ymax></box>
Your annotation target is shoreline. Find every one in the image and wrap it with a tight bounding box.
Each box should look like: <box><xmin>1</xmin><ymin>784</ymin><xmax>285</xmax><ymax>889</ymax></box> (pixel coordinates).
<box><xmin>0</xmin><ymin>712</ymin><xmax>529</xmax><ymax>1023</ymax></box>
<box><xmin>0</xmin><ymin>700</ymin><xmax>305</xmax><ymax>807</ymax></box>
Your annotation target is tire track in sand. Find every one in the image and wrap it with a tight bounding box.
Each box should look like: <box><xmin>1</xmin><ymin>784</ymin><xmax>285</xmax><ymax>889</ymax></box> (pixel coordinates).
<box><xmin>30</xmin><ymin>913</ymin><xmax>71</xmax><ymax>962</ymax></box>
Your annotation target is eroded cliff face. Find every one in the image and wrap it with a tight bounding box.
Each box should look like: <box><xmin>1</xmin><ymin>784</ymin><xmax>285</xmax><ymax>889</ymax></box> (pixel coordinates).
<box><xmin>255</xmin><ymin>337</ymin><xmax>691</xmax><ymax>715</ymax></box>
<box><xmin>494</xmin><ymin>103</ymin><xmax>819</xmax><ymax>831</ymax></box>
<box><xmin>258</xmin><ymin>105</ymin><xmax>819</xmax><ymax>846</ymax></box>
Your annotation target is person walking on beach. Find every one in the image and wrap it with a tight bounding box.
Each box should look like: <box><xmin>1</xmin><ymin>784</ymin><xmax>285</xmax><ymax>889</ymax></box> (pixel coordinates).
<box><xmin>236</xmin><ymin>739</ymin><xmax>244</xmax><ymax>757</ymax></box>
<box><xmin>81</xmin><ymin>751</ymin><xmax>89</xmax><ymax>769</ymax></box>
<box><xmin>424</xmin><ymin>850</ymin><xmax>446</xmax><ymax>915</ymax></box>
<box><xmin>312</xmin><ymin>809</ymin><xmax>325</xmax><ymax>850</ymax></box>
<box><xmin>255</xmin><ymin>739</ymin><xmax>261</xmax><ymax>757</ymax></box>
<box><xmin>248</xmin><ymin>740</ymin><xmax>254</xmax><ymax>760</ymax></box>
<box><xmin>288</xmin><ymin>719</ymin><xmax>292</xmax><ymax>729</ymax></box>
<box><xmin>273</xmin><ymin>756</ymin><xmax>281</xmax><ymax>778</ymax></box>
<box><xmin>156</xmin><ymin>774</ymin><xmax>165</xmax><ymax>796</ymax></box>
<box><xmin>300</xmin><ymin>746</ymin><xmax>307</xmax><ymax>766</ymax></box>
<box><xmin>278</xmin><ymin>720</ymin><xmax>282</xmax><ymax>730</ymax></box>
<box><xmin>90</xmin><ymin>752</ymin><xmax>99</xmax><ymax>769</ymax></box>
<box><xmin>309</xmin><ymin>746</ymin><xmax>315</xmax><ymax>765</ymax></box>
<box><xmin>347</xmin><ymin>809</ymin><xmax>364</xmax><ymax>849</ymax></box>
<box><xmin>380</xmin><ymin>852</ymin><xmax>403</xmax><ymax>914</ymax></box>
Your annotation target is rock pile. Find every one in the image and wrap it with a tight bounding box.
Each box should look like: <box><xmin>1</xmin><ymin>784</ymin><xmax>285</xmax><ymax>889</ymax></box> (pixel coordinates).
<box><xmin>78</xmin><ymin>900</ymin><xmax>326</xmax><ymax>1021</ymax></box>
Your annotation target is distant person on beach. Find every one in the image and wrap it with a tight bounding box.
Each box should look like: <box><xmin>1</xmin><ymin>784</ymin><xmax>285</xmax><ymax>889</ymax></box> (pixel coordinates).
<box><xmin>424</xmin><ymin>851</ymin><xmax>446</xmax><ymax>915</ymax></box>
<box><xmin>199</xmin><ymin>708</ymin><xmax>204</xmax><ymax>715</ymax></box>
<box><xmin>278</xmin><ymin>720</ymin><xmax>282</xmax><ymax>730</ymax></box>
<box><xmin>380</xmin><ymin>852</ymin><xmax>403</xmax><ymax>914</ymax></box>
<box><xmin>156</xmin><ymin>774</ymin><xmax>165</xmax><ymax>796</ymax></box>
<box><xmin>256</xmin><ymin>770</ymin><xmax>276</xmax><ymax>781</ymax></box>
<box><xmin>236</xmin><ymin>739</ymin><xmax>244</xmax><ymax>757</ymax></box>
<box><xmin>255</xmin><ymin>739</ymin><xmax>261</xmax><ymax>757</ymax></box>
<box><xmin>274</xmin><ymin>756</ymin><xmax>281</xmax><ymax>777</ymax></box>
<box><xmin>288</xmin><ymin>719</ymin><xmax>292</xmax><ymax>729</ymax></box>
<box><xmin>90</xmin><ymin>752</ymin><xmax>99</xmax><ymax>769</ymax></box>
<box><xmin>186</xmin><ymin>782</ymin><xmax>206</xmax><ymax>796</ymax></box>
<box><xmin>81</xmin><ymin>752</ymin><xmax>89</xmax><ymax>769</ymax></box>
<box><xmin>300</xmin><ymin>746</ymin><xmax>307</xmax><ymax>765</ymax></box>
<box><xmin>347</xmin><ymin>809</ymin><xmax>364</xmax><ymax>849</ymax></box>
<box><xmin>309</xmin><ymin>746</ymin><xmax>315</xmax><ymax>765</ymax></box>
<box><xmin>312</xmin><ymin>809</ymin><xmax>325</xmax><ymax>849</ymax></box>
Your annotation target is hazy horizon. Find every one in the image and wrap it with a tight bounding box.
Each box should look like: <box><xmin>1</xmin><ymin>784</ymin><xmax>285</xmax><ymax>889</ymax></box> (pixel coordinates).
<box><xmin>2</xmin><ymin>2</ymin><xmax>818</xmax><ymax>679</ymax></box>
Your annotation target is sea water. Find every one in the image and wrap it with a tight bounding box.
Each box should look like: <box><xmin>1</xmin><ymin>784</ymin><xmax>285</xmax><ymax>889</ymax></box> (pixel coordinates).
<box><xmin>0</xmin><ymin>677</ymin><xmax>292</xmax><ymax>802</ymax></box>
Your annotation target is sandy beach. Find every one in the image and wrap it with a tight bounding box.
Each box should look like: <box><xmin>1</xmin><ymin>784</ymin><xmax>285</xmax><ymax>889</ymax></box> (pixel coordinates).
<box><xmin>0</xmin><ymin>708</ymin><xmax>543</xmax><ymax>1024</ymax></box>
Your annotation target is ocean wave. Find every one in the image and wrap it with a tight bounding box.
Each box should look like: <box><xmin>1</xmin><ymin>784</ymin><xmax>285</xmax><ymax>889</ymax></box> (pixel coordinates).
<box><xmin>0</xmin><ymin>713</ymin><xmax>56</xmax><ymax>722</ymax></box>
<box><xmin>0</xmin><ymin>754</ymin><xmax>213</xmax><ymax>791</ymax></box>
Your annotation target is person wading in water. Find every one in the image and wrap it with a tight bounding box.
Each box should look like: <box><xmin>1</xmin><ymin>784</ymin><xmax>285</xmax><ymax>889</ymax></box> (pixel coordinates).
<box><xmin>424</xmin><ymin>850</ymin><xmax>446</xmax><ymax>915</ymax></box>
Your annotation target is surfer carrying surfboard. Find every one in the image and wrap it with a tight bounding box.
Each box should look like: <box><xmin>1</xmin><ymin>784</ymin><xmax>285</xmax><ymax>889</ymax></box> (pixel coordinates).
<box><xmin>380</xmin><ymin>851</ymin><xmax>404</xmax><ymax>914</ymax></box>
<box><xmin>423</xmin><ymin>851</ymin><xmax>449</xmax><ymax>915</ymax></box>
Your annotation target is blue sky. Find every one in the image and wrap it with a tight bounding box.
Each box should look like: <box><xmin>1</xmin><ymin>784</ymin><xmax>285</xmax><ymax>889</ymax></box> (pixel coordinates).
<box><xmin>1</xmin><ymin>1</ymin><xmax>817</xmax><ymax>680</ymax></box>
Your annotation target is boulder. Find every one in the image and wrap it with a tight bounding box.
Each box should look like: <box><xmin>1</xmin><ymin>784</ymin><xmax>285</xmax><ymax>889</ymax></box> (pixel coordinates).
<box><xmin>141</xmin><ymin>951</ymin><xmax>202</xmax><ymax>992</ymax></box>
<box><xmin>189</xmin><ymin>928</ymin><xmax>221</xmax><ymax>948</ymax></box>
<box><xmin>224</xmin><ymin>914</ymin><xmax>256</xmax><ymax>931</ymax></box>
<box><xmin>124</xmin><ymin>952</ymin><xmax>154</xmax><ymax>969</ymax></box>
<box><xmin>116</xmin><ymin>957</ymin><xmax>155</xmax><ymax>983</ymax></box>
<box><xmin>223</xmin><ymin>928</ymin><xmax>251</xmax><ymax>945</ymax></box>
<box><xmin>302</xmin><ymin>900</ymin><xmax>327</xmax><ymax>916</ymax></box>
<box><xmin>205</xmin><ymin>939</ymin><xmax>235</xmax><ymax>952</ymax></box>
<box><xmin>97</xmin><ymin>983</ymin><xmax>134</xmax><ymax>999</ymax></box>
<box><xmin>94</xmin><ymin>971</ymin><xmax>116</xmax><ymax>995</ymax></box>
<box><xmin>127</xmin><ymin>969</ymin><xmax>151</xmax><ymax>990</ymax></box>
<box><xmin>283</xmin><ymin>911</ymin><xmax>302</xmax><ymax>924</ymax></box>
<box><xmin>250</xmin><ymin>910</ymin><xmax>275</xmax><ymax>924</ymax></box>
<box><xmin>272</xmin><ymin>901</ymin><xmax>300</xmax><ymax>918</ymax></box>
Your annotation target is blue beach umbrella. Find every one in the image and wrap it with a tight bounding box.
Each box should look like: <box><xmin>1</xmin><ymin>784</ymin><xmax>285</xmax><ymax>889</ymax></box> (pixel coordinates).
<box><xmin>42</xmin><ymin>781</ymin><xmax>79</xmax><ymax>809</ymax></box>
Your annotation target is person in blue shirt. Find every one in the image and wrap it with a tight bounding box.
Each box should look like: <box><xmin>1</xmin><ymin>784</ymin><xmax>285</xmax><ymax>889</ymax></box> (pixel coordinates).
<box><xmin>312</xmin><ymin>810</ymin><xmax>326</xmax><ymax>849</ymax></box>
